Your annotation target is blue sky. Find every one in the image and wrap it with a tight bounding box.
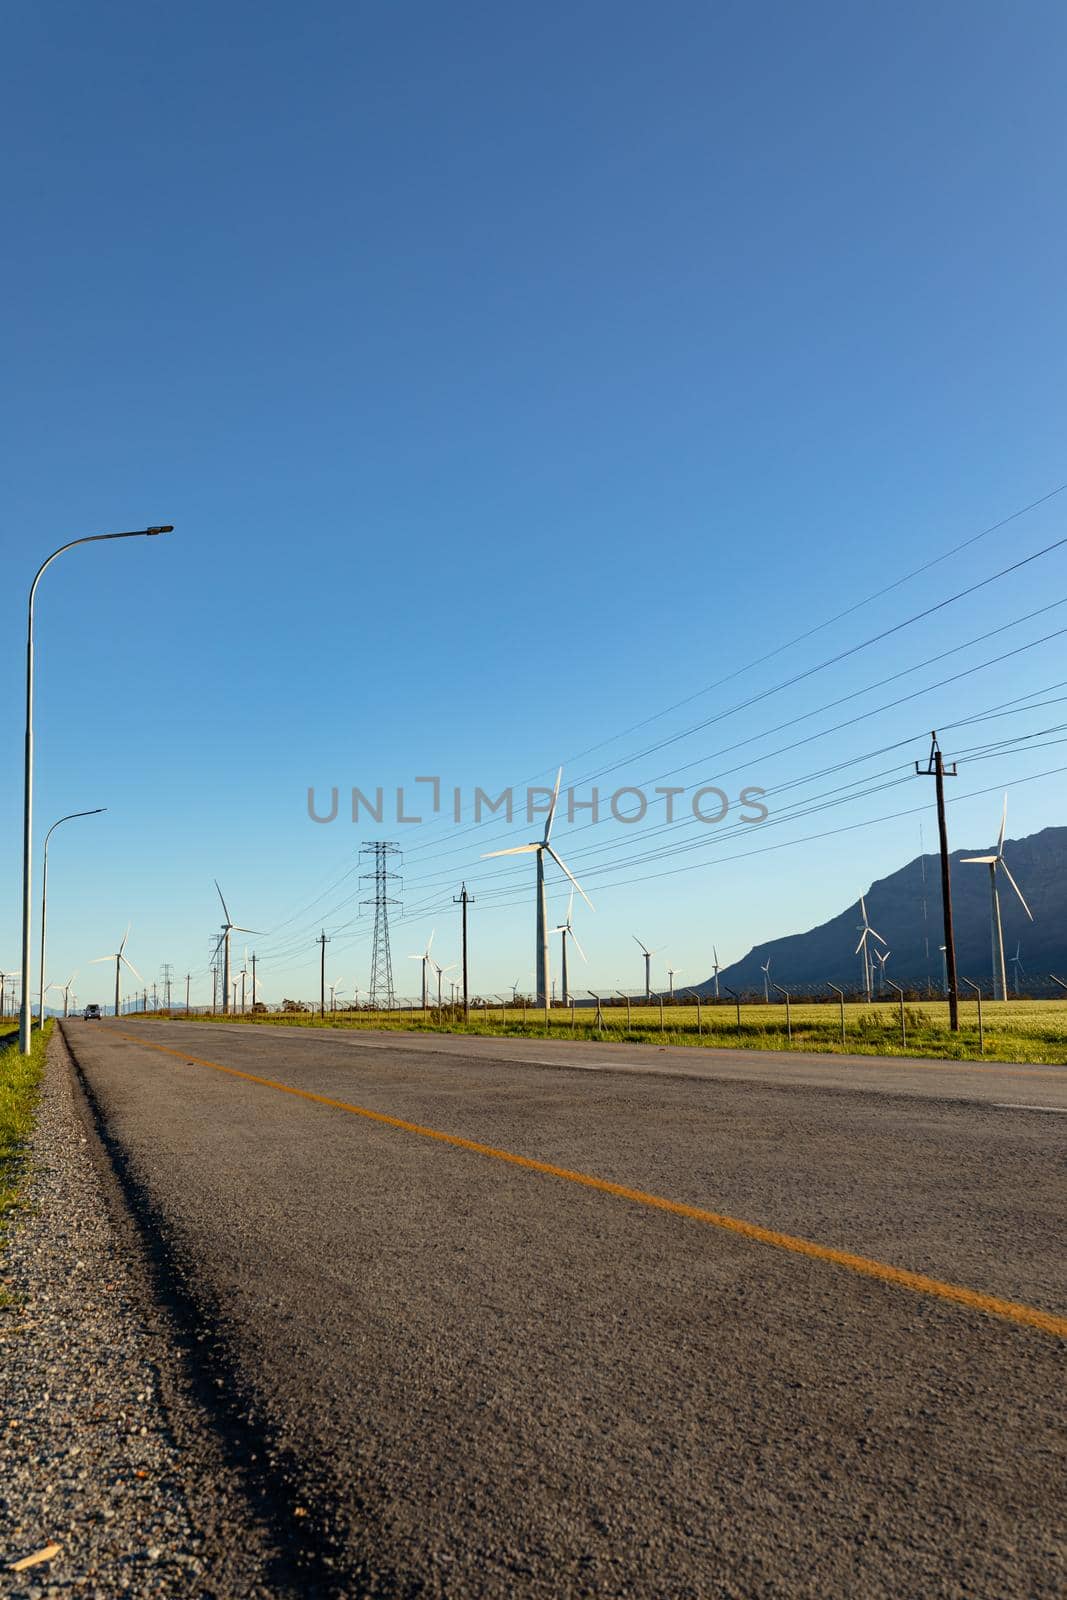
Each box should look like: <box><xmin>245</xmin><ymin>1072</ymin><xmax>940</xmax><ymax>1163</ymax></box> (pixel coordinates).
<box><xmin>3</xmin><ymin>1</ymin><xmax>1066</xmax><ymax>1007</ymax></box>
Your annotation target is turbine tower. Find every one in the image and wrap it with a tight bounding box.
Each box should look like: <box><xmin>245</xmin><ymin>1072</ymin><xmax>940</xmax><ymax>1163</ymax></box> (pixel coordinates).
<box><xmin>212</xmin><ymin>881</ymin><xmax>261</xmax><ymax>1016</ymax></box>
<box><xmin>91</xmin><ymin>925</ymin><xmax>141</xmax><ymax>1017</ymax></box>
<box><xmin>855</xmin><ymin>896</ymin><xmax>886</xmax><ymax>1004</ymax></box>
<box><xmin>408</xmin><ymin>930</ymin><xmax>435</xmax><ymax>1009</ymax></box>
<box><xmin>874</xmin><ymin>947</ymin><xmax>891</xmax><ymax>995</ymax></box>
<box><xmin>553</xmin><ymin>890</ymin><xmax>587</xmax><ymax>1005</ymax></box>
<box><xmin>961</xmin><ymin>796</ymin><xmax>1033</xmax><ymax>1001</ymax></box>
<box><xmin>632</xmin><ymin>935</ymin><xmax>664</xmax><ymax>1002</ymax></box>
<box><xmin>483</xmin><ymin>768</ymin><xmax>591</xmax><ymax>1007</ymax></box>
<box><xmin>710</xmin><ymin>946</ymin><xmax>722</xmax><ymax>999</ymax></box>
<box><xmin>760</xmin><ymin>957</ymin><xmax>772</xmax><ymax>1003</ymax></box>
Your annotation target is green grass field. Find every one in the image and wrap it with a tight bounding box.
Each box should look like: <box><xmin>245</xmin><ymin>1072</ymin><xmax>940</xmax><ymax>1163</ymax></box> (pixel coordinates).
<box><xmin>131</xmin><ymin>999</ymin><xmax>1067</xmax><ymax>1065</ymax></box>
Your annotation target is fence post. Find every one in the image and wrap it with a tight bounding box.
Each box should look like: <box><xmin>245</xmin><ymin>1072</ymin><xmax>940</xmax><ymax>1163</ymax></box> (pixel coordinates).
<box><xmin>827</xmin><ymin>983</ymin><xmax>846</xmax><ymax>1048</ymax></box>
<box><xmin>724</xmin><ymin>985</ymin><xmax>742</xmax><ymax>1040</ymax></box>
<box><xmin>961</xmin><ymin>976</ymin><xmax>983</xmax><ymax>1054</ymax></box>
<box><xmin>659</xmin><ymin>997</ymin><xmax>665</xmax><ymax>1033</ymax></box>
<box><xmin>885</xmin><ymin>979</ymin><xmax>906</xmax><ymax>1049</ymax></box>
<box><xmin>771</xmin><ymin>982</ymin><xmax>792</xmax><ymax>1044</ymax></box>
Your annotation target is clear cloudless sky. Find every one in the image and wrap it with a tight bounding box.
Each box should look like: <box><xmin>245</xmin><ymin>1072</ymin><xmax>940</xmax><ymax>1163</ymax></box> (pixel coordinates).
<box><xmin>3</xmin><ymin>1</ymin><xmax>1066</xmax><ymax>1007</ymax></box>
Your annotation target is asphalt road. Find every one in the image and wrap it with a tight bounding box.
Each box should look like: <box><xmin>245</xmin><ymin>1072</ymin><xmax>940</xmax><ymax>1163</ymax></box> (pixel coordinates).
<box><xmin>64</xmin><ymin>1020</ymin><xmax>1065</xmax><ymax>1598</ymax></box>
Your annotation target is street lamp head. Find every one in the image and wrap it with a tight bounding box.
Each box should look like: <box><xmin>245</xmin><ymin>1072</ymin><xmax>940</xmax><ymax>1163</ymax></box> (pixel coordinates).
<box><xmin>146</xmin><ymin>525</ymin><xmax>174</xmax><ymax>535</ymax></box>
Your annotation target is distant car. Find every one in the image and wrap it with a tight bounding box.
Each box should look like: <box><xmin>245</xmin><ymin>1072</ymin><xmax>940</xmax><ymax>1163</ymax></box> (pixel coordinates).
<box><xmin>84</xmin><ymin>1004</ymin><xmax>102</xmax><ymax>1020</ymax></box>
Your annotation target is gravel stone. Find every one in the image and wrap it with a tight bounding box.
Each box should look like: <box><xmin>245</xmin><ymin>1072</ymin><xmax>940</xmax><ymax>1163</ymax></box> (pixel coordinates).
<box><xmin>0</xmin><ymin>1035</ymin><xmax>292</xmax><ymax>1597</ymax></box>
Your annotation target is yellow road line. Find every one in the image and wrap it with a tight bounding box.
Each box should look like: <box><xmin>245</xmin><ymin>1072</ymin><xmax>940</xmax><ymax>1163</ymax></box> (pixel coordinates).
<box><xmin>116</xmin><ymin>1031</ymin><xmax>1067</xmax><ymax>1339</ymax></box>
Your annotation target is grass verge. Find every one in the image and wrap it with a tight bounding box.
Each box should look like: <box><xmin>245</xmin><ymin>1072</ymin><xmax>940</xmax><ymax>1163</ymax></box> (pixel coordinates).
<box><xmin>123</xmin><ymin>1005</ymin><xmax>1067</xmax><ymax>1065</ymax></box>
<box><xmin>0</xmin><ymin>1021</ymin><xmax>52</xmax><ymax>1258</ymax></box>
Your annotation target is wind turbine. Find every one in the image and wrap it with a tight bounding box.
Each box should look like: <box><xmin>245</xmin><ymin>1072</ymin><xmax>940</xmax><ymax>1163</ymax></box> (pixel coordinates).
<box><xmin>430</xmin><ymin>958</ymin><xmax>457</xmax><ymax>1009</ymax></box>
<box><xmin>961</xmin><ymin>796</ymin><xmax>1033</xmax><ymax>1001</ymax></box>
<box><xmin>483</xmin><ymin>768</ymin><xmax>592</xmax><ymax>1007</ymax></box>
<box><xmin>710</xmin><ymin>946</ymin><xmax>722</xmax><ymax>999</ymax></box>
<box><xmin>760</xmin><ymin>957</ymin><xmax>772</xmax><ymax>1003</ymax></box>
<box><xmin>408</xmin><ymin>930</ymin><xmax>435</xmax><ymax>1009</ymax></box>
<box><xmin>553</xmin><ymin>890</ymin><xmax>587</xmax><ymax>1005</ymax></box>
<box><xmin>632</xmin><ymin>935</ymin><xmax>665</xmax><ymax>1002</ymax></box>
<box><xmin>91</xmin><ymin>925</ymin><xmax>141</xmax><ymax>1017</ymax></box>
<box><xmin>874</xmin><ymin>947</ymin><xmax>891</xmax><ymax>995</ymax></box>
<box><xmin>58</xmin><ymin>971</ymin><xmax>77</xmax><ymax>1018</ymax></box>
<box><xmin>666</xmin><ymin>965</ymin><xmax>677</xmax><ymax>1000</ymax></box>
<box><xmin>213</xmin><ymin>882</ymin><xmax>261</xmax><ymax>1016</ymax></box>
<box><xmin>855</xmin><ymin>897</ymin><xmax>885</xmax><ymax>1004</ymax></box>
<box><xmin>1010</xmin><ymin>942</ymin><xmax>1025</xmax><ymax>998</ymax></box>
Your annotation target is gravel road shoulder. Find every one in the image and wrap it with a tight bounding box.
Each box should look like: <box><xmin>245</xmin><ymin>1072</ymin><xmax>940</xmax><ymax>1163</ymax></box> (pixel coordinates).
<box><xmin>0</xmin><ymin>1029</ymin><xmax>298</xmax><ymax>1598</ymax></box>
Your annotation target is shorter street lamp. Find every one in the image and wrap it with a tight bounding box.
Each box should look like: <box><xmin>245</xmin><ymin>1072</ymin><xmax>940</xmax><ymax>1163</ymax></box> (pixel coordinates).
<box><xmin>38</xmin><ymin>809</ymin><xmax>105</xmax><ymax>1025</ymax></box>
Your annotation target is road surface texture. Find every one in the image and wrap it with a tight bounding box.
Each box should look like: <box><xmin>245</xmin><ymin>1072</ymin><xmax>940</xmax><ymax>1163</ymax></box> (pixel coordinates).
<box><xmin>62</xmin><ymin>1020</ymin><xmax>1064</xmax><ymax>1598</ymax></box>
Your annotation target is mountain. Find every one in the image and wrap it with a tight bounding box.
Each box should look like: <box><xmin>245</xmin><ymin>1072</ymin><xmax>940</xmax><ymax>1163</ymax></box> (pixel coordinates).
<box><xmin>696</xmin><ymin>825</ymin><xmax>1067</xmax><ymax>997</ymax></box>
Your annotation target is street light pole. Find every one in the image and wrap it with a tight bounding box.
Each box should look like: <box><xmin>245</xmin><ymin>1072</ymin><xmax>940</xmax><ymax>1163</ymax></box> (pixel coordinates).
<box><xmin>19</xmin><ymin>525</ymin><xmax>173</xmax><ymax>1054</ymax></box>
<box><xmin>38</xmin><ymin>808</ymin><xmax>106</xmax><ymax>1025</ymax></box>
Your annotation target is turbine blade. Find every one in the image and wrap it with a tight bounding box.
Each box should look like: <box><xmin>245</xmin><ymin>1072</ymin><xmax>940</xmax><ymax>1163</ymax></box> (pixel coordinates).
<box><xmin>119</xmin><ymin>922</ymin><xmax>131</xmax><ymax>956</ymax></box>
<box><xmin>215</xmin><ymin>880</ymin><xmax>232</xmax><ymax>925</ymax></box>
<box><xmin>999</xmin><ymin>860</ymin><xmax>1034</xmax><ymax>921</ymax></box>
<box><xmin>543</xmin><ymin>767</ymin><xmax>563</xmax><ymax>845</ymax></box>
<box><xmin>89</xmin><ymin>956</ymin><xmax>113</xmax><ymax>965</ymax></box>
<box><xmin>571</xmin><ymin>930</ymin><xmax>588</xmax><ymax>962</ymax></box>
<box><xmin>544</xmin><ymin>845</ymin><xmax>594</xmax><ymax>909</ymax></box>
<box><xmin>232</xmin><ymin>925</ymin><xmax>264</xmax><ymax>935</ymax></box>
<box><xmin>868</xmin><ymin>927</ymin><xmax>887</xmax><ymax>945</ymax></box>
<box><xmin>997</xmin><ymin>794</ymin><xmax>1007</xmax><ymax>857</ymax></box>
<box><xmin>855</xmin><ymin>932</ymin><xmax>867</xmax><ymax>955</ymax></box>
<box><xmin>426</xmin><ymin>929</ymin><xmax>435</xmax><ymax>957</ymax></box>
<box><xmin>960</xmin><ymin>855</ymin><xmax>996</xmax><ymax>864</ymax></box>
<box><xmin>632</xmin><ymin>935</ymin><xmax>650</xmax><ymax>953</ymax></box>
<box><xmin>482</xmin><ymin>844</ymin><xmax>539</xmax><ymax>858</ymax></box>
<box><xmin>121</xmin><ymin>955</ymin><xmax>142</xmax><ymax>981</ymax></box>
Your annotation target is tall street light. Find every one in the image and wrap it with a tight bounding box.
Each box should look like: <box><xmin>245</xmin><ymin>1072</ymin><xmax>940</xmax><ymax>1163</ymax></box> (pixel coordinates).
<box><xmin>20</xmin><ymin>525</ymin><xmax>174</xmax><ymax>1054</ymax></box>
<box><xmin>38</xmin><ymin>808</ymin><xmax>106</xmax><ymax>1025</ymax></box>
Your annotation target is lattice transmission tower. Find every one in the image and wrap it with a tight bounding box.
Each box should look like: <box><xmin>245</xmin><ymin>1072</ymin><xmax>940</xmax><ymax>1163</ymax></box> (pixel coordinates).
<box><xmin>360</xmin><ymin>841</ymin><xmax>402</xmax><ymax>1009</ymax></box>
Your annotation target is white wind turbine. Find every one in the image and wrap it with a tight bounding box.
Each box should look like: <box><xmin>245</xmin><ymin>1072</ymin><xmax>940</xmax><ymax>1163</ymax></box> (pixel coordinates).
<box><xmin>483</xmin><ymin>768</ymin><xmax>592</xmax><ymax>1006</ymax></box>
<box><xmin>213</xmin><ymin>882</ymin><xmax>261</xmax><ymax>1016</ymax></box>
<box><xmin>430</xmin><ymin>955</ymin><xmax>457</xmax><ymax>1009</ymax></box>
<box><xmin>553</xmin><ymin>890</ymin><xmax>587</xmax><ymax>1005</ymax></box>
<box><xmin>855</xmin><ymin>896</ymin><xmax>885</xmax><ymax>1003</ymax></box>
<box><xmin>57</xmin><ymin>971</ymin><xmax>77</xmax><ymax>1018</ymax></box>
<box><xmin>408</xmin><ymin>930</ymin><xmax>435</xmax><ymax>1009</ymax></box>
<box><xmin>633</xmin><ymin>935</ymin><xmax>665</xmax><ymax>1002</ymax></box>
<box><xmin>876</xmin><ymin>940</ymin><xmax>895</xmax><ymax>992</ymax></box>
<box><xmin>710</xmin><ymin>946</ymin><xmax>722</xmax><ymax>999</ymax></box>
<box><xmin>961</xmin><ymin>796</ymin><xmax>1033</xmax><ymax>1001</ymax></box>
<box><xmin>91</xmin><ymin>925</ymin><xmax>141</xmax><ymax>1017</ymax></box>
<box><xmin>760</xmin><ymin>957</ymin><xmax>772</xmax><ymax>1002</ymax></box>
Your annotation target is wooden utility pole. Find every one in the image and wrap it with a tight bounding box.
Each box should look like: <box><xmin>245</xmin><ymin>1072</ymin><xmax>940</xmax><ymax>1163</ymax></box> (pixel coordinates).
<box><xmin>185</xmin><ymin>973</ymin><xmax>192</xmax><ymax>1013</ymax></box>
<box><xmin>251</xmin><ymin>951</ymin><xmax>257</xmax><ymax>1011</ymax></box>
<box><xmin>454</xmin><ymin>883</ymin><xmax>474</xmax><ymax>1017</ymax></box>
<box><xmin>915</xmin><ymin>732</ymin><xmax>960</xmax><ymax>1031</ymax></box>
<box><xmin>317</xmin><ymin>930</ymin><xmax>330</xmax><ymax>1019</ymax></box>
